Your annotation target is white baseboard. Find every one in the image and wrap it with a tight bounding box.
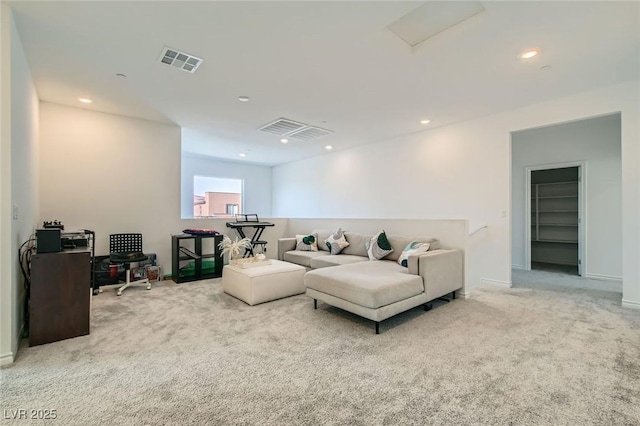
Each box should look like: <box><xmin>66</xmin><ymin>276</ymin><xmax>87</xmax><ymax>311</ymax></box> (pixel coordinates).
<box><xmin>480</xmin><ymin>278</ymin><xmax>512</xmax><ymax>288</ymax></box>
<box><xmin>458</xmin><ymin>289</ymin><xmax>471</xmax><ymax>299</ymax></box>
<box><xmin>0</xmin><ymin>351</ymin><xmax>15</xmax><ymax>366</ymax></box>
<box><xmin>584</xmin><ymin>273</ymin><xmax>622</xmax><ymax>282</ymax></box>
<box><xmin>511</xmin><ymin>264</ymin><xmax>526</xmax><ymax>270</ymax></box>
<box><xmin>2</xmin><ymin>323</ymin><xmax>25</xmax><ymax>366</ymax></box>
<box><xmin>622</xmin><ymin>299</ymin><xmax>640</xmax><ymax>310</ymax></box>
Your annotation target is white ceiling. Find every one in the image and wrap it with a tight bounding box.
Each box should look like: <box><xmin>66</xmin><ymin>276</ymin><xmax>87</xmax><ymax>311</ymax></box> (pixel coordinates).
<box><xmin>9</xmin><ymin>1</ymin><xmax>640</xmax><ymax>166</ymax></box>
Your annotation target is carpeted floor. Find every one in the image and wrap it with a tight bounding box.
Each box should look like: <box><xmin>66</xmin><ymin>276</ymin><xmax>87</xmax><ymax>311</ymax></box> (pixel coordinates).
<box><xmin>1</xmin><ymin>271</ymin><xmax>639</xmax><ymax>425</ymax></box>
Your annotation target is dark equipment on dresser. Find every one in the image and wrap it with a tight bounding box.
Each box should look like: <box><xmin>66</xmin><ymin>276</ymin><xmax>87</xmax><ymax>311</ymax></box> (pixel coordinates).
<box><xmin>35</xmin><ymin>228</ymin><xmax>62</xmax><ymax>253</ymax></box>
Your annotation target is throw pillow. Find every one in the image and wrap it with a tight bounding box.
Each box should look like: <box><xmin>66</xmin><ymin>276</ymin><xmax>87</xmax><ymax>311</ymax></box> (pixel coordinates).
<box><xmin>325</xmin><ymin>228</ymin><xmax>350</xmax><ymax>255</ymax></box>
<box><xmin>397</xmin><ymin>241</ymin><xmax>431</xmax><ymax>267</ymax></box>
<box><xmin>366</xmin><ymin>229</ymin><xmax>393</xmax><ymax>260</ymax></box>
<box><xmin>296</xmin><ymin>234</ymin><xmax>318</xmax><ymax>251</ymax></box>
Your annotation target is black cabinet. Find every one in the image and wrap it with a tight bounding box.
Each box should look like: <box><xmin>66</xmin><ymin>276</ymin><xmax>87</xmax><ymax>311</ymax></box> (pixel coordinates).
<box><xmin>171</xmin><ymin>234</ymin><xmax>223</xmax><ymax>283</ymax></box>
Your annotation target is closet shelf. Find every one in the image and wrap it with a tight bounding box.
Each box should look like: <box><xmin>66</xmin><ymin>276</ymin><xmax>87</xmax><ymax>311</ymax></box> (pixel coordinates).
<box><xmin>531</xmin><ymin>195</ymin><xmax>578</xmax><ymax>199</ymax></box>
<box><xmin>530</xmin><ymin>257</ymin><xmax>579</xmax><ymax>266</ymax></box>
<box><xmin>533</xmin><ymin>239</ymin><xmax>578</xmax><ymax>244</ymax></box>
<box><xmin>531</xmin><ymin>223</ymin><xmax>578</xmax><ymax>227</ymax></box>
<box><xmin>531</xmin><ymin>180</ymin><xmax>578</xmax><ymax>186</ymax></box>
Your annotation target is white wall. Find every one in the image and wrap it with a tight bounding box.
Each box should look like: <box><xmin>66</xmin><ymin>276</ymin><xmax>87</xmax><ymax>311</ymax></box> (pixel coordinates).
<box><xmin>39</xmin><ymin>103</ymin><xmax>287</xmax><ymax>275</ymax></box>
<box><xmin>181</xmin><ymin>153</ymin><xmax>272</xmax><ymax>219</ymax></box>
<box><xmin>511</xmin><ymin>114</ymin><xmax>622</xmax><ymax>278</ymax></box>
<box><xmin>10</xmin><ymin>12</ymin><xmax>40</xmax><ymax>357</ymax></box>
<box><xmin>0</xmin><ymin>3</ymin><xmax>15</xmax><ymax>365</ymax></box>
<box><xmin>272</xmin><ymin>80</ymin><xmax>640</xmax><ymax>306</ymax></box>
<box><xmin>0</xmin><ymin>7</ymin><xmax>40</xmax><ymax>365</ymax></box>
<box><xmin>39</xmin><ymin>103</ymin><xmax>183</xmax><ymax>271</ymax></box>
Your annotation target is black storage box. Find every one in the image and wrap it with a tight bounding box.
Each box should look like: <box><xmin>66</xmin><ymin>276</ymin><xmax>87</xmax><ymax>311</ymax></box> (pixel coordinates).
<box><xmin>36</xmin><ymin>229</ymin><xmax>61</xmax><ymax>253</ymax></box>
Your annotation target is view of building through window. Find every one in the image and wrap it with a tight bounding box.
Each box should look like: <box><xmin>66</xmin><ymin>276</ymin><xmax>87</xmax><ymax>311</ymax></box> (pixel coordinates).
<box><xmin>193</xmin><ymin>176</ymin><xmax>243</xmax><ymax>218</ymax></box>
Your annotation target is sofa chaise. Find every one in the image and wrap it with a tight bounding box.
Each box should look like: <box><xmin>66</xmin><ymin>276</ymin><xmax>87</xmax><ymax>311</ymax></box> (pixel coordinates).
<box><xmin>278</xmin><ymin>230</ymin><xmax>463</xmax><ymax>333</ymax></box>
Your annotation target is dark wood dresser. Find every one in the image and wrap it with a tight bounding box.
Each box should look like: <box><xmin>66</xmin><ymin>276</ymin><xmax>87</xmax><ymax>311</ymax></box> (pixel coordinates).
<box><xmin>29</xmin><ymin>250</ymin><xmax>91</xmax><ymax>346</ymax></box>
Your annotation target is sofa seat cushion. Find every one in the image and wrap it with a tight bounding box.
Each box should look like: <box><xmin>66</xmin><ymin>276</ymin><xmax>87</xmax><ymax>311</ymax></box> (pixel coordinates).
<box><xmin>283</xmin><ymin>250</ymin><xmax>326</xmax><ymax>267</ymax></box>
<box><xmin>304</xmin><ymin>261</ymin><xmax>424</xmax><ymax>309</ymax></box>
<box><xmin>309</xmin><ymin>254</ymin><xmax>368</xmax><ymax>269</ymax></box>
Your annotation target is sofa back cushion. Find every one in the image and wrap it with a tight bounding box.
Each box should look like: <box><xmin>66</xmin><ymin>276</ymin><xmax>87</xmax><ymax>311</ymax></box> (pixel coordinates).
<box><xmin>342</xmin><ymin>232</ymin><xmax>371</xmax><ymax>257</ymax></box>
<box><xmin>331</xmin><ymin>232</ymin><xmax>440</xmax><ymax>259</ymax></box>
<box><xmin>312</xmin><ymin>229</ymin><xmax>333</xmax><ymax>252</ymax></box>
<box><xmin>384</xmin><ymin>236</ymin><xmax>440</xmax><ymax>261</ymax></box>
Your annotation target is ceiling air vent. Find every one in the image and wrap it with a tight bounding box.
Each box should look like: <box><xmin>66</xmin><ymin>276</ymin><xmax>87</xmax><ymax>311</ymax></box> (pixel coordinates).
<box><xmin>258</xmin><ymin>118</ymin><xmax>333</xmax><ymax>141</ymax></box>
<box><xmin>288</xmin><ymin>126</ymin><xmax>332</xmax><ymax>141</ymax></box>
<box><xmin>259</xmin><ymin>118</ymin><xmax>306</xmax><ymax>135</ymax></box>
<box><xmin>158</xmin><ymin>47</ymin><xmax>203</xmax><ymax>73</ymax></box>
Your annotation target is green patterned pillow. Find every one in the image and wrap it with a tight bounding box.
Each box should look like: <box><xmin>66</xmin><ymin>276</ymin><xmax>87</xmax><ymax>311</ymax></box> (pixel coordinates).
<box><xmin>296</xmin><ymin>234</ymin><xmax>318</xmax><ymax>251</ymax></box>
<box><xmin>397</xmin><ymin>241</ymin><xmax>430</xmax><ymax>267</ymax></box>
<box><xmin>366</xmin><ymin>229</ymin><xmax>393</xmax><ymax>260</ymax></box>
<box><xmin>325</xmin><ymin>228</ymin><xmax>350</xmax><ymax>255</ymax></box>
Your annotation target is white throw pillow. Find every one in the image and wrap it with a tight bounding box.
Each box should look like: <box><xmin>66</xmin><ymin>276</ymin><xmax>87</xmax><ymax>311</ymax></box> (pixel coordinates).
<box><xmin>397</xmin><ymin>241</ymin><xmax>430</xmax><ymax>267</ymax></box>
<box><xmin>365</xmin><ymin>229</ymin><xmax>393</xmax><ymax>260</ymax></box>
<box><xmin>296</xmin><ymin>234</ymin><xmax>318</xmax><ymax>251</ymax></box>
<box><xmin>325</xmin><ymin>228</ymin><xmax>350</xmax><ymax>255</ymax></box>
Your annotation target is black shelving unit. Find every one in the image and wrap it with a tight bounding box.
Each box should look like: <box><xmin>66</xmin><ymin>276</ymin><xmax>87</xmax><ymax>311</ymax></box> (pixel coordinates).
<box><xmin>171</xmin><ymin>234</ymin><xmax>223</xmax><ymax>283</ymax></box>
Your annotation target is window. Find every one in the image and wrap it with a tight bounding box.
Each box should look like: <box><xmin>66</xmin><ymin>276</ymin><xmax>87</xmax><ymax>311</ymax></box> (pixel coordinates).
<box><xmin>226</xmin><ymin>204</ymin><xmax>239</xmax><ymax>215</ymax></box>
<box><xmin>193</xmin><ymin>176</ymin><xmax>243</xmax><ymax>219</ymax></box>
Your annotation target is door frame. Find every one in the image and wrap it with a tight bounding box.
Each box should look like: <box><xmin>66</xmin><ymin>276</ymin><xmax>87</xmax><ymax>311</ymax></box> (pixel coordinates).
<box><xmin>525</xmin><ymin>161</ymin><xmax>586</xmax><ymax>275</ymax></box>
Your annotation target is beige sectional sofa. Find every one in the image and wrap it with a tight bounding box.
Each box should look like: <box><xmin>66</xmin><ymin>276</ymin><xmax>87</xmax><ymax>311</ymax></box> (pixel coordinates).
<box><xmin>278</xmin><ymin>230</ymin><xmax>463</xmax><ymax>333</ymax></box>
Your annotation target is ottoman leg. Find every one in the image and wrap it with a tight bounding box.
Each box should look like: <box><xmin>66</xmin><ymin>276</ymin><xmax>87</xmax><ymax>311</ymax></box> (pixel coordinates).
<box><xmin>375</xmin><ymin>322</ymin><xmax>380</xmax><ymax>334</ymax></box>
<box><xmin>314</xmin><ymin>299</ymin><xmax>317</xmax><ymax>310</ymax></box>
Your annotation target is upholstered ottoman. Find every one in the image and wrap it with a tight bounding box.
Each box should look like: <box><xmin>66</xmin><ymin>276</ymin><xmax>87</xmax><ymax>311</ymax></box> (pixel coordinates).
<box><xmin>222</xmin><ymin>260</ymin><xmax>306</xmax><ymax>305</ymax></box>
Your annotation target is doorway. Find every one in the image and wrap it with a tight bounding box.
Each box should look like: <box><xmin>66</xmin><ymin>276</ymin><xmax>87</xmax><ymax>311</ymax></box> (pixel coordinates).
<box><xmin>511</xmin><ymin>113</ymin><xmax>623</xmax><ymax>295</ymax></box>
<box><xmin>526</xmin><ymin>164</ymin><xmax>583</xmax><ymax>276</ymax></box>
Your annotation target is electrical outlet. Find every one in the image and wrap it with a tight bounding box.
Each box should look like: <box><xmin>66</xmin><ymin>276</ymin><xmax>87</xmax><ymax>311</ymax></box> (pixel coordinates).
<box><xmin>12</xmin><ymin>204</ymin><xmax>18</xmax><ymax>220</ymax></box>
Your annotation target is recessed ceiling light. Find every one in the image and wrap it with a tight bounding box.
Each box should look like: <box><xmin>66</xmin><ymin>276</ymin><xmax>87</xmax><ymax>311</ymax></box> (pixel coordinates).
<box><xmin>325</xmin><ymin>145</ymin><xmax>333</xmax><ymax>151</ymax></box>
<box><xmin>280</xmin><ymin>138</ymin><xmax>289</xmax><ymax>144</ymax></box>
<box><xmin>239</xmin><ymin>153</ymin><xmax>246</xmax><ymax>157</ymax></box>
<box><xmin>238</xmin><ymin>96</ymin><xmax>250</xmax><ymax>102</ymax></box>
<box><xmin>420</xmin><ymin>119</ymin><xmax>431</xmax><ymax>125</ymax></box>
<box><xmin>78</xmin><ymin>97</ymin><xmax>93</xmax><ymax>104</ymax></box>
<box><xmin>520</xmin><ymin>49</ymin><xmax>539</xmax><ymax>59</ymax></box>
